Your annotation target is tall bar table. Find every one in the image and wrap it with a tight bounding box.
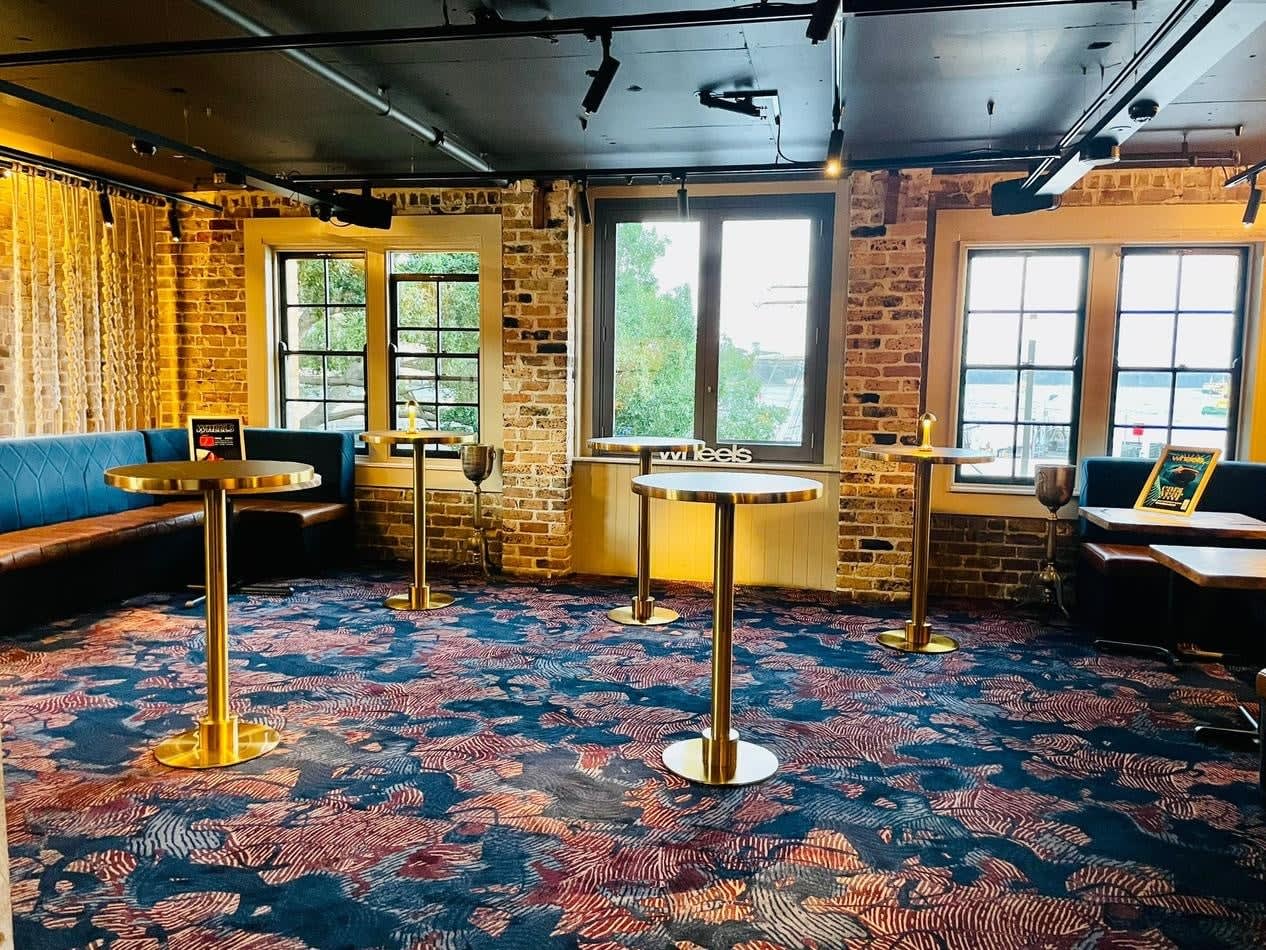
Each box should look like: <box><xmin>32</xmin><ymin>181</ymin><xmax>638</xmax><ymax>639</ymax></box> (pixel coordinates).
<box><xmin>104</xmin><ymin>460</ymin><xmax>319</xmax><ymax>768</ymax></box>
<box><xmin>360</xmin><ymin>429</ymin><xmax>473</xmax><ymax>610</ymax></box>
<box><xmin>589</xmin><ymin>436</ymin><xmax>703</xmax><ymax>626</ymax></box>
<box><xmin>633</xmin><ymin>471</ymin><xmax>822</xmax><ymax>786</ymax></box>
<box><xmin>860</xmin><ymin>443</ymin><xmax>992</xmax><ymax>654</ymax></box>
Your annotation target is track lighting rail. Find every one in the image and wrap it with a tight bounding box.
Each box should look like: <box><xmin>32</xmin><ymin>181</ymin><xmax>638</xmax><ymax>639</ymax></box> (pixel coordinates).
<box><xmin>0</xmin><ymin>144</ymin><xmax>220</xmax><ymax>211</ymax></box>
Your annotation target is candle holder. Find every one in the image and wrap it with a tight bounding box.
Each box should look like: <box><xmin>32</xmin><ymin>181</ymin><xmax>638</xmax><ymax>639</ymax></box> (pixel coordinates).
<box><xmin>461</xmin><ymin>444</ymin><xmax>498</xmax><ymax>579</ymax></box>
<box><xmin>405</xmin><ymin>397</ymin><xmax>419</xmax><ymax>434</ymax></box>
<box><xmin>1029</xmin><ymin>463</ymin><xmax>1076</xmax><ymax>618</ymax></box>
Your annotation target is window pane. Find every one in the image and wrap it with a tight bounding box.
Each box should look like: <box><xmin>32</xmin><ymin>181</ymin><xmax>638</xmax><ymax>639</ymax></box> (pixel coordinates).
<box><xmin>284</xmin><ymin>355</ymin><xmax>323</xmax><ymax>399</ymax></box>
<box><xmin>395</xmin><ymin>403</ymin><xmax>437</xmax><ymax>430</ymax></box>
<box><xmin>1020</xmin><ymin>312</ymin><xmax>1077</xmax><ymax>365</ymax></box>
<box><xmin>285</xmin><ymin>258</ymin><xmax>326</xmax><ymax>305</ymax></box>
<box><xmin>440</xmin><ymin>330</ymin><xmax>480</xmax><ymax>355</ymax></box>
<box><xmin>962</xmin><ymin>369</ymin><xmax>1017</xmax><ymax>422</ymax></box>
<box><xmin>1175</xmin><ymin>313</ymin><xmax>1234</xmax><ymax>368</ymax></box>
<box><xmin>966</xmin><ymin>255</ymin><xmax>1023</xmax><ymax>311</ymax></box>
<box><xmin>1178</xmin><ymin>254</ymin><xmax>1239</xmax><ymax>311</ymax></box>
<box><xmin>960</xmin><ymin>423</ymin><xmax>1016</xmax><ymax>479</ymax></box>
<box><xmin>612</xmin><ymin>220</ymin><xmax>700</xmax><ymax>439</ymax></box>
<box><xmin>285</xmin><ymin>307</ymin><xmax>325</xmax><ymax>349</ymax></box>
<box><xmin>439</xmin><ymin>405</ymin><xmax>478</xmax><ymax>433</ymax></box>
<box><xmin>327</xmin><ymin>258</ymin><xmax>366</xmax><ymax>304</ymax></box>
<box><xmin>397</xmin><ymin>282</ymin><xmax>438</xmax><ymax>328</ymax></box>
<box><xmin>327</xmin><ymin>308</ymin><xmax>366</xmax><ymax>351</ymax></box>
<box><xmin>1171</xmin><ymin>428</ymin><xmax>1230</xmax><ymax>452</ymax></box>
<box><xmin>391</xmin><ymin>251</ymin><xmax>478</xmax><ymax>275</ymax></box>
<box><xmin>1173</xmin><ymin>372</ymin><xmax>1231</xmax><ymax>427</ymax></box>
<box><xmin>325</xmin><ymin>404</ymin><xmax>365</xmax><ymax>433</ymax></box>
<box><xmin>285</xmin><ymin>401</ymin><xmax>324</xmax><ymax>430</ymax></box>
<box><xmin>1120</xmin><ymin>254</ymin><xmax>1178</xmax><ymax>311</ymax></box>
<box><xmin>397</xmin><ymin>377</ymin><xmax>436</xmax><ymax>404</ymax></box>
<box><xmin>440</xmin><ymin>282</ymin><xmax>480</xmax><ymax>329</ymax></box>
<box><xmin>1023</xmin><ymin>256</ymin><xmax>1082</xmax><ymax>311</ymax></box>
<box><xmin>325</xmin><ymin>356</ymin><xmax>364</xmax><ymax>401</ymax></box>
<box><xmin>1114</xmin><ymin>371</ymin><xmax>1171</xmax><ymax>426</ymax></box>
<box><xmin>716</xmin><ymin>219</ymin><xmax>810</xmax><ymax>444</ymax></box>
<box><xmin>1018</xmin><ymin>370</ymin><xmax>1073</xmax><ymax>424</ymax></box>
<box><xmin>1112</xmin><ymin>426</ymin><xmax>1170</xmax><ymax>459</ymax></box>
<box><xmin>1116</xmin><ymin>313</ymin><xmax>1174</xmax><ymax>367</ymax></box>
<box><xmin>398</xmin><ymin>329</ymin><xmax>438</xmax><ymax>353</ymax></box>
<box><xmin>963</xmin><ymin>312</ymin><xmax>1018</xmax><ymax>365</ymax></box>
<box><xmin>1015</xmin><ymin>424</ymin><xmax>1072</xmax><ymax>477</ymax></box>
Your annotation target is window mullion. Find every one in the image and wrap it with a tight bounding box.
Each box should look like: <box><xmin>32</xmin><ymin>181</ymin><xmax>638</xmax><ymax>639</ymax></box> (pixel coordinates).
<box><xmin>696</xmin><ymin>210</ymin><xmax>722</xmax><ymax>445</ymax></box>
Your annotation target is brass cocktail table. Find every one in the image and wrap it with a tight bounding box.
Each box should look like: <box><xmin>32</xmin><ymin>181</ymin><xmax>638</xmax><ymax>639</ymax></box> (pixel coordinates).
<box><xmin>105</xmin><ymin>459</ymin><xmax>319</xmax><ymax>768</ymax></box>
<box><xmin>589</xmin><ymin>436</ymin><xmax>703</xmax><ymax>626</ymax></box>
<box><xmin>633</xmin><ymin>471</ymin><xmax>822</xmax><ymax>786</ymax></box>
<box><xmin>360</xmin><ymin>429</ymin><xmax>473</xmax><ymax>610</ymax></box>
<box><xmin>860</xmin><ymin>443</ymin><xmax>992</xmax><ymax>654</ymax></box>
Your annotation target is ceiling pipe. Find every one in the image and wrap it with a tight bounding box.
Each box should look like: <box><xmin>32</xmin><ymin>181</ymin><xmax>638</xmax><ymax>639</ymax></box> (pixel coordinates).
<box><xmin>188</xmin><ymin>0</ymin><xmax>491</xmax><ymax>173</ymax></box>
<box><xmin>0</xmin><ymin>77</ymin><xmax>394</xmax><ymax>227</ymax></box>
<box><xmin>0</xmin><ymin>5</ymin><xmax>820</xmax><ymax>69</ymax></box>
<box><xmin>0</xmin><ymin>144</ymin><xmax>221</xmax><ymax>211</ymax></box>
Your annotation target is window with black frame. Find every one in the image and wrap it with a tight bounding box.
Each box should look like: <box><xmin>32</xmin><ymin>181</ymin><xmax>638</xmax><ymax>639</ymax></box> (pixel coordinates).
<box><xmin>592</xmin><ymin>195</ymin><xmax>833</xmax><ymax>464</ymax></box>
<box><xmin>388</xmin><ymin>251</ymin><xmax>480</xmax><ymax>457</ymax></box>
<box><xmin>955</xmin><ymin>249</ymin><xmax>1089</xmax><ymax>484</ymax></box>
<box><xmin>276</xmin><ymin>252</ymin><xmax>367</xmax><ymax>436</ymax></box>
<box><xmin>1109</xmin><ymin>247</ymin><xmax>1246</xmax><ymax>459</ymax></box>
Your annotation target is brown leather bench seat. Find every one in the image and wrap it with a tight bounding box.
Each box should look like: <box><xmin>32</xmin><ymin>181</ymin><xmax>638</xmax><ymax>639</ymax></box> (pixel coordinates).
<box><xmin>233</xmin><ymin>499</ymin><xmax>352</xmax><ymax>528</ymax></box>
<box><xmin>1079</xmin><ymin>542</ymin><xmax>1164</xmax><ymax>577</ymax></box>
<box><xmin>0</xmin><ymin>501</ymin><xmax>203</xmax><ymax>572</ymax></box>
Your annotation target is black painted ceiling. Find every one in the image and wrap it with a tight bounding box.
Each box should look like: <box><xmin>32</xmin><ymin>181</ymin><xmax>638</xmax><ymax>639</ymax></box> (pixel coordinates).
<box><xmin>0</xmin><ymin>0</ymin><xmax>1262</xmax><ymax>190</ymax></box>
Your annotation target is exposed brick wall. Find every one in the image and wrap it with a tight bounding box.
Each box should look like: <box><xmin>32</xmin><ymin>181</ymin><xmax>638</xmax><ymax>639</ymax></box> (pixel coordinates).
<box><xmin>355</xmin><ymin>486</ymin><xmax>503</xmax><ymax>569</ymax></box>
<box><xmin>157</xmin><ymin>183</ymin><xmax>572</xmax><ymax>578</ymax></box>
<box><xmin>840</xmin><ymin>167</ymin><xmax>1253</xmax><ymax>602</ymax></box>
<box><xmin>929</xmin><ymin>513</ymin><xmax>1077</xmax><ymax>602</ymax></box>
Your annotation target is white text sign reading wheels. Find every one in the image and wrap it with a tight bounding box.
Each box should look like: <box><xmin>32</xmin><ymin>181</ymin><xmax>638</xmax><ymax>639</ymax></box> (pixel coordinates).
<box><xmin>656</xmin><ymin>444</ymin><xmax>755</xmax><ymax>464</ymax></box>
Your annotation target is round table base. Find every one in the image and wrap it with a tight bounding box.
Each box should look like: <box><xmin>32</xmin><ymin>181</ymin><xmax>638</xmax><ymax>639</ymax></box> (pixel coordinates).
<box><xmin>386</xmin><ymin>588</ymin><xmax>455</xmax><ymax>611</ymax></box>
<box><xmin>608</xmin><ymin>603</ymin><xmax>679</xmax><ymax>626</ymax></box>
<box><xmin>877</xmin><ymin>629</ymin><xmax>959</xmax><ymax>654</ymax></box>
<box><xmin>662</xmin><ymin>737</ymin><xmax>778</xmax><ymax>786</ymax></box>
<box><xmin>155</xmin><ymin>719</ymin><xmax>280</xmax><ymax>769</ymax></box>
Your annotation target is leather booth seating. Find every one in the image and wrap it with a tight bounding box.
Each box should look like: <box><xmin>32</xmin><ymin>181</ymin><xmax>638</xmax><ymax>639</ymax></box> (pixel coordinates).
<box><xmin>1076</xmin><ymin>457</ymin><xmax>1266</xmax><ymax>639</ymax></box>
<box><xmin>0</xmin><ymin>427</ymin><xmax>355</xmax><ymax>633</ymax></box>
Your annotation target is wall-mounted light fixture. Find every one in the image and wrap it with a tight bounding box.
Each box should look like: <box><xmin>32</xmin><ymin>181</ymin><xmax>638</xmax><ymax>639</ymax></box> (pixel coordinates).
<box><xmin>582</xmin><ymin>32</ymin><xmax>620</xmax><ymax>116</ymax></box>
<box><xmin>576</xmin><ymin>179</ymin><xmax>592</xmax><ymax>226</ymax></box>
<box><xmin>168</xmin><ymin>202</ymin><xmax>182</xmax><ymax>241</ymax></box>
<box><xmin>676</xmin><ymin>174</ymin><xmax>689</xmax><ymax>219</ymax></box>
<box><xmin>98</xmin><ymin>188</ymin><xmax>114</xmax><ymax>228</ymax></box>
<box><xmin>698</xmin><ymin>91</ymin><xmax>764</xmax><ymax>119</ymax></box>
<box><xmin>1244</xmin><ymin>175</ymin><xmax>1261</xmax><ymax>227</ymax></box>
<box><xmin>824</xmin><ymin>84</ymin><xmax>844</xmax><ymax>177</ymax></box>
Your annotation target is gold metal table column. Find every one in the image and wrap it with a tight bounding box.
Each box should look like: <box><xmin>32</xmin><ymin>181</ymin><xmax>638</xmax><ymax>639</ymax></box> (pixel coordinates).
<box><xmin>632</xmin><ymin>472</ymin><xmax>822</xmax><ymax>786</ymax></box>
<box><xmin>104</xmin><ymin>460</ymin><xmax>319</xmax><ymax>769</ymax></box>
<box><xmin>588</xmin><ymin>436</ymin><xmax>703</xmax><ymax>626</ymax></box>
<box><xmin>860</xmin><ymin>441</ymin><xmax>992</xmax><ymax>654</ymax></box>
<box><xmin>359</xmin><ymin>429</ymin><xmax>473</xmax><ymax>610</ymax></box>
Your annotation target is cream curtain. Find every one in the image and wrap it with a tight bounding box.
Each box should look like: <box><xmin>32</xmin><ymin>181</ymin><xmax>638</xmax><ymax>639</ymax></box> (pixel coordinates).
<box><xmin>2</xmin><ymin>170</ymin><xmax>161</xmax><ymax>437</ymax></box>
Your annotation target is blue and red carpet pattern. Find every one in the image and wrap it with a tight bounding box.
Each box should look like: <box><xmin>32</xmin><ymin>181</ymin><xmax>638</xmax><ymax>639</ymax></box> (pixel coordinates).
<box><xmin>2</xmin><ymin>570</ymin><xmax>1264</xmax><ymax>949</ymax></box>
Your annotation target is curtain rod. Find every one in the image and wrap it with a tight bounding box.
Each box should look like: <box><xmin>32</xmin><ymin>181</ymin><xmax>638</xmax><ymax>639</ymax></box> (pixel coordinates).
<box><xmin>0</xmin><ymin>145</ymin><xmax>220</xmax><ymax>211</ymax></box>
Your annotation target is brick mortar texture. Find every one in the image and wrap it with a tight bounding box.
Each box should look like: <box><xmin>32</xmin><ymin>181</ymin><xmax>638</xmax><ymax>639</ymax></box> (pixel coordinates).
<box><xmin>839</xmin><ymin>167</ymin><xmax>1251</xmax><ymax>603</ymax></box>
<box><xmin>155</xmin><ymin>183</ymin><xmax>571</xmax><ymax>578</ymax></box>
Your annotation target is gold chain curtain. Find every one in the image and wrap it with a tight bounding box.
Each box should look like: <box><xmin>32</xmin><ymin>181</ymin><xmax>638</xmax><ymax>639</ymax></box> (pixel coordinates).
<box><xmin>2</xmin><ymin>169</ymin><xmax>161</xmax><ymax>437</ymax></box>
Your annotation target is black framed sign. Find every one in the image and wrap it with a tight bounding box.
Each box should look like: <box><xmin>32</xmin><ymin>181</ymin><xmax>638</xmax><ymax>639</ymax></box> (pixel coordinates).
<box><xmin>187</xmin><ymin>415</ymin><xmax>246</xmax><ymax>461</ymax></box>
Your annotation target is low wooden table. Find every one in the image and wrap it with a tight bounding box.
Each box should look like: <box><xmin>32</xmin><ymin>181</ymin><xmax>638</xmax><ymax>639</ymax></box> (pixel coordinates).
<box><xmin>1150</xmin><ymin>544</ymin><xmax>1265</xmax><ymax>756</ymax></box>
<box><xmin>1081</xmin><ymin>506</ymin><xmax>1266</xmax><ymax>541</ymax></box>
<box><xmin>633</xmin><ymin>471</ymin><xmax>822</xmax><ymax>786</ymax></box>
<box><xmin>105</xmin><ymin>460</ymin><xmax>320</xmax><ymax>768</ymax></box>
<box><xmin>860</xmin><ymin>444</ymin><xmax>993</xmax><ymax>653</ymax></box>
<box><xmin>589</xmin><ymin>436</ymin><xmax>703</xmax><ymax>626</ymax></box>
<box><xmin>359</xmin><ymin>429</ymin><xmax>472</xmax><ymax>610</ymax></box>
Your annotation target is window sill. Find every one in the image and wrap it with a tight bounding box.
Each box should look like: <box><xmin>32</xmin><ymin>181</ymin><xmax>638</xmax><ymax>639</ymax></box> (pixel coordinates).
<box><xmin>355</xmin><ymin>457</ymin><xmax>502</xmax><ymax>493</ymax></box>
<box><xmin>574</xmin><ymin>455</ymin><xmax>837</xmax><ymax>475</ymax></box>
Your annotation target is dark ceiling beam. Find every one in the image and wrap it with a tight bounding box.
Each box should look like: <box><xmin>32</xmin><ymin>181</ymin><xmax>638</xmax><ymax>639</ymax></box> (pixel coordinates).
<box><xmin>0</xmin><ymin>77</ymin><xmax>394</xmax><ymax>227</ymax></box>
<box><xmin>0</xmin><ymin>5</ymin><xmax>820</xmax><ymax>69</ymax></box>
<box><xmin>0</xmin><ymin>144</ymin><xmax>220</xmax><ymax>211</ymax></box>
<box><xmin>1025</xmin><ymin>0</ymin><xmax>1266</xmax><ymax>197</ymax></box>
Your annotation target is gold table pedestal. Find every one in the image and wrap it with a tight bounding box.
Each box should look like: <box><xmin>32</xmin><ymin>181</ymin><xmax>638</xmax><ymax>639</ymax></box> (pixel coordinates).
<box><xmin>360</xmin><ymin>429</ymin><xmax>473</xmax><ymax>611</ymax></box>
<box><xmin>861</xmin><ymin>444</ymin><xmax>993</xmax><ymax>655</ymax></box>
<box><xmin>104</xmin><ymin>461</ymin><xmax>319</xmax><ymax>768</ymax></box>
<box><xmin>633</xmin><ymin>473</ymin><xmax>822</xmax><ymax>786</ymax></box>
<box><xmin>589</xmin><ymin>436</ymin><xmax>702</xmax><ymax>627</ymax></box>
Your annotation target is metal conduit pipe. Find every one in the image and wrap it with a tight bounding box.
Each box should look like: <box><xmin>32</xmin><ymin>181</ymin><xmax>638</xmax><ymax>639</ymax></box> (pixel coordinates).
<box><xmin>189</xmin><ymin>0</ymin><xmax>492</xmax><ymax>174</ymax></box>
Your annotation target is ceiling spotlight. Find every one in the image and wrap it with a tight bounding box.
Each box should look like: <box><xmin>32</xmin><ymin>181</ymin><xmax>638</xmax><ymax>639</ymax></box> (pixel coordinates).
<box><xmin>582</xmin><ymin>32</ymin><xmax>620</xmax><ymax>116</ymax></box>
<box><xmin>131</xmin><ymin>138</ymin><xmax>157</xmax><ymax>158</ymax></box>
<box><xmin>1245</xmin><ymin>176</ymin><xmax>1262</xmax><ymax>228</ymax></box>
<box><xmin>167</xmin><ymin>202</ymin><xmax>182</xmax><ymax>242</ymax></box>
<box><xmin>98</xmin><ymin>189</ymin><xmax>114</xmax><ymax>228</ymax></box>
<box><xmin>806</xmin><ymin>0</ymin><xmax>842</xmax><ymax>43</ymax></box>
<box><xmin>698</xmin><ymin>91</ymin><xmax>763</xmax><ymax>119</ymax></box>
<box><xmin>310</xmin><ymin>202</ymin><xmax>334</xmax><ymax>223</ymax></box>
<box><xmin>676</xmin><ymin>175</ymin><xmax>689</xmax><ymax>219</ymax></box>
<box><xmin>577</xmin><ymin>180</ymin><xmax>592</xmax><ymax>226</ymax></box>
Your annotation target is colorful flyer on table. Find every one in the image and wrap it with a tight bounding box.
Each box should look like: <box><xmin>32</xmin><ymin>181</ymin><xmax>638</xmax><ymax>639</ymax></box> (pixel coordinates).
<box><xmin>1133</xmin><ymin>445</ymin><xmax>1220</xmax><ymax>515</ymax></box>
<box><xmin>187</xmin><ymin>416</ymin><xmax>246</xmax><ymax>461</ymax></box>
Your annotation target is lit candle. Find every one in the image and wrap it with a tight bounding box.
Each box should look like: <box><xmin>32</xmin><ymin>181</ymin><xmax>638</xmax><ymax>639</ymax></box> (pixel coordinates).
<box><xmin>918</xmin><ymin>411</ymin><xmax>936</xmax><ymax>450</ymax></box>
<box><xmin>406</xmin><ymin>399</ymin><xmax>417</xmax><ymax>433</ymax></box>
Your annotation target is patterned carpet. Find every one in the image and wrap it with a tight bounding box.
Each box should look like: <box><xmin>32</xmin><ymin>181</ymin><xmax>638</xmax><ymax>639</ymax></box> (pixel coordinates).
<box><xmin>2</xmin><ymin>569</ymin><xmax>1264</xmax><ymax>949</ymax></box>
